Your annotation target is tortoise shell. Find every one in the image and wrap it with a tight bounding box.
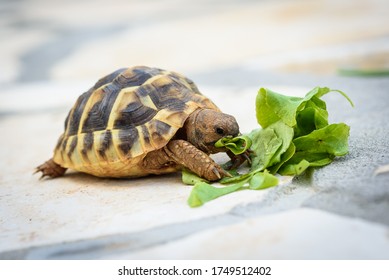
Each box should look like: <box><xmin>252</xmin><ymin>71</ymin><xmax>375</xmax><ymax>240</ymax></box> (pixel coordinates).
<box><xmin>53</xmin><ymin>66</ymin><xmax>220</xmax><ymax>177</ymax></box>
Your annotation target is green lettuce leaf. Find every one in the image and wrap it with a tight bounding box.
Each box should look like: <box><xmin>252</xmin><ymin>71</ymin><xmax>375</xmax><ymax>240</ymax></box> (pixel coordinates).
<box><xmin>278</xmin><ymin>159</ymin><xmax>311</xmax><ymax>176</ymax></box>
<box><xmin>256</xmin><ymin>87</ymin><xmax>353</xmax><ymax>129</ymax></box>
<box><xmin>248</xmin><ymin>127</ymin><xmax>282</xmax><ymax>171</ymax></box>
<box><xmin>294</xmin><ymin>97</ymin><xmax>329</xmax><ymax>137</ymax></box>
<box><xmin>186</xmin><ymin>86</ymin><xmax>353</xmax><ymax>207</ymax></box>
<box><xmin>187</xmin><ymin>182</ymin><xmax>243</xmax><ymax>207</ymax></box>
<box><xmin>182</xmin><ymin>169</ymin><xmax>208</xmax><ymax>185</ymax></box>
<box><xmin>293</xmin><ymin>123</ymin><xmax>350</xmax><ymax>156</ymax></box>
<box><xmin>256</xmin><ymin>88</ymin><xmax>302</xmax><ymax>128</ymax></box>
<box><xmin>249</xmin><ymin>171</ymin><xmax>279</xmax><ymax>190</ymax></box>
<box><xmin>268</xmin><ymin>142</ymin><xmax>296</xmax><ymax>174</ymax></box>
<box><xmin>187</xmin><ymin>171</ymin><xmax>279</xmax><ymax>208</ymax></box>
<box><xmin>249</xmin><ymin>120</ymin><xmax>294</xmax><ymax>172</ymax></box>
<box><xmin>215</xmin><ymin>135</ymin><xmax>252</xmax><ymax>155</ymax></box>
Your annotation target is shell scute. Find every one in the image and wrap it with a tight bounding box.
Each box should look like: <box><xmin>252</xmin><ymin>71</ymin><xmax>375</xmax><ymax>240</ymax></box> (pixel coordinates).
<box><xmin>97</xmin><ymin>130</ymin><xmax>112</xmax><ymax>160</ymax></box>
<box><xmin>54</xmin><ymin>66</ymin><xmax>219</xmax><ymax>177</ymax></box>
<box><xmin>117</xmin><ymin>127</ymin><xmax>139</xmax><ymax>156</ymax></box>
<box><xmin>113</xmin><ymin>101</ymin><xmax>157</xmax><ymax>130</ymax></box>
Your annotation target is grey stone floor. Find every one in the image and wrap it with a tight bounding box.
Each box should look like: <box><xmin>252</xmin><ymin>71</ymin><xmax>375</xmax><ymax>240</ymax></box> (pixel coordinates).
<box><xmin>1</xmin><ymin>0</ymin><xmax>389</xmax><ymax>259</ymax></box>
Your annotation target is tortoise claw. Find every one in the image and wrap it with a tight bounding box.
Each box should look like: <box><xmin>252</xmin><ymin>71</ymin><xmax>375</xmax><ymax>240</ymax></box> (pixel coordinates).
<box><xmin>34</xmin><ymin>159</ymin><xmax>67</xmax><ymax>179</ymax></box>
<box><xmin>213</xmin><ymin>166</ymin><xmax>232</xmax><ymax>178</ymax></box>
<box><xmin>212</xmin><ymin>167</ymin><xmax>221</xmax><ymax>179</ymax></box>
<box><xmin>226</xmin><ymin>150</ymin><xmax>252</xmax><ymax>170</ymax></box>
<box><xmin>242</xmin><ymin>150</ymin><xmax>252</xmax><ymax>165</ymax></box>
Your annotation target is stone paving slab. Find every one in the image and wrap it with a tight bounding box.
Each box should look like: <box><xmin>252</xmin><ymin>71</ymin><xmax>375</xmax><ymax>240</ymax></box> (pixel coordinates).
<box><xmin>108</xmin><ymin>209</ymin><xmax>389</xmax><ymax>260</ymax></box>
<box><xmin>1</xmin><ymin>0</ymin><xmax>389</xmax><ymax>260</ymax></box>
<box><xmin>1</xmin><ymin>77</ymin><xmax>389</xmax><ymax>259</ymax></box>
<box><xmin>0</xmin><ymin>83</ymin><xmax>296</xmax><ymax>254</ymax></box>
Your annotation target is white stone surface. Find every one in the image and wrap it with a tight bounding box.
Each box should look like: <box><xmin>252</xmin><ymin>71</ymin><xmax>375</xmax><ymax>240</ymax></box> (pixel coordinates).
<box><xmin>0</xmin><ymin>83</ymin><xmax>298</xmax><ymax>253</ymax></box>
<box><xmin>110</xmin><ymin>208</ymin><xmax>389</xmax><ymax>259</ymax></box>
<box><xmin>1</xmin><ymin>0</ymin><xmax>388</xmax><ymax>260</ymax></box>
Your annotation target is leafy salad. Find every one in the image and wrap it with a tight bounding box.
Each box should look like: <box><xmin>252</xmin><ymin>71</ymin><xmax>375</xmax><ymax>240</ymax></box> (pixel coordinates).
<box><xmin>184</xmin><ymin>87</ymin><xmax>354</xmax><ymax>207</ymax></box>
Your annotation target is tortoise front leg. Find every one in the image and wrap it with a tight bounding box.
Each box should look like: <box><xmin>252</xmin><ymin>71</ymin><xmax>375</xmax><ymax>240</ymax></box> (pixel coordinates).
<box><xmin>164</xmin><ymin>140</ymin><xmax>231</xmax><ymax>181</ymax></box>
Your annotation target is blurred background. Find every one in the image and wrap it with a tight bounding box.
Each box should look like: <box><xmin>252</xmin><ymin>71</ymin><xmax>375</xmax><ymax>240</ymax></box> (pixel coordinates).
<box><xmin>1</xmin><ymin>0</ymin><xmax>389</xmax><ymax>86</ymax></box>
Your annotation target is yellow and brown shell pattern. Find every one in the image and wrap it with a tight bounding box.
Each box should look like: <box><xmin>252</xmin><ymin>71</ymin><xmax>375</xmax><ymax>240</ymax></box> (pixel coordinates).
<box><xmin>53</xmin><ymin>66</ymin><xmax>220</xmax><ymax>178</ymax></box>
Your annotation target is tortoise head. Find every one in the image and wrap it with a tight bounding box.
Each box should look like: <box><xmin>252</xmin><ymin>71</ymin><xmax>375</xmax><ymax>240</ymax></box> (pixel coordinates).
<box><xmin>185</xmin><ymin>108</ymin><xmax>240</xmax><ymax>154</ymax></box>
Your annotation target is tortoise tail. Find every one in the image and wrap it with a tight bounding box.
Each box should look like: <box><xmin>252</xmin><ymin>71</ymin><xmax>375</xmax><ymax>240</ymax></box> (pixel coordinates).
<box><xmin>34</xmin><ymin>158</ymin><xmax>67</xmax><ymax>179</ymax></box>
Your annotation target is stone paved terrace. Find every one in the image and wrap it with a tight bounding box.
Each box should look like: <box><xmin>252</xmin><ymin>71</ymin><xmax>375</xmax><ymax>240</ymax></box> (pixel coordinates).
<box><xmin>1</xmin><ymin>0</ymin><xmax>389</xmax><ymax>259</ymax></box>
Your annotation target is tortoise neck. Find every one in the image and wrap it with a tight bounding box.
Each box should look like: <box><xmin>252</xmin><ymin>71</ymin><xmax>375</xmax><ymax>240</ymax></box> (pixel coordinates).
<box><xmin>184</xmin><ymin>108</ymin><xmax>207</xmax><ymax>152</ymax></box>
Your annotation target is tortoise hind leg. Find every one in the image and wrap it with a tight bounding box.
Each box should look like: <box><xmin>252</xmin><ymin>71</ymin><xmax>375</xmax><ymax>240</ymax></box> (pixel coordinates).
<box><xmin>35</xmin><ymin>158</ymin><xmax>67</xmax><ymax>179</ymax></box>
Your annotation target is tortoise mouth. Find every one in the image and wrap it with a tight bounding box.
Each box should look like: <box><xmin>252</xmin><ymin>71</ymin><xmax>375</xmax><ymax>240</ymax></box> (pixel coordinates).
<box><xmin>203</xmin><ymin>137</ymin><xmax>231</xmax><ymax>154</ymax></box>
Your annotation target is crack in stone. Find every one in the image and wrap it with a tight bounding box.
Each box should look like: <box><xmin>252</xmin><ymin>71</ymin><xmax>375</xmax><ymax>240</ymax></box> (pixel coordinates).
<box><xmin>0</xmin><ymin>214</ymin><xmax>241</xmax><ymax>260</ymax></box>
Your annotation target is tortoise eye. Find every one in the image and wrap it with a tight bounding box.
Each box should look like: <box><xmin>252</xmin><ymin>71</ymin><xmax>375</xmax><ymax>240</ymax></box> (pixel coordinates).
<box><xmin>216</xmin><ymin>127</ymin><xmax>224</xmax><ymax>135</ymax></box>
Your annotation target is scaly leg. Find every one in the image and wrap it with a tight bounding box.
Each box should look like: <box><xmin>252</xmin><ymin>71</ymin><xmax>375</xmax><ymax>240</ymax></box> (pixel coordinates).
<box><xmin>164</xmin><ymin>140</ymin><xmax>231</xmax><ymax>181</ymax></box>
<box><xmin>35</xmin><ymin>158</ymin><xmax>67</xmax><ymax>179</ymax></box>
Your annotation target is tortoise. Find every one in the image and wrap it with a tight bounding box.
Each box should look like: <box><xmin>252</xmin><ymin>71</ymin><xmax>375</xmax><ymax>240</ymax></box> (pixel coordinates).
<box><xmin>35</xmin><ymin>66</ymin><xmax>248</xmax><ymax>181</ymax></box>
